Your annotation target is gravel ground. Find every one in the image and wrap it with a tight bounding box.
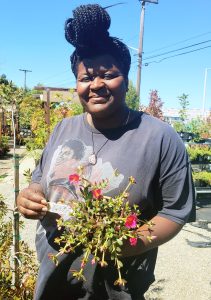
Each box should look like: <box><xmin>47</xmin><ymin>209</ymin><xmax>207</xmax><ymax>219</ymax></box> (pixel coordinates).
<box><xmin>0</xmin><ymin>150</ymin><xmax>211</xmax><ymax>300</ymax></box>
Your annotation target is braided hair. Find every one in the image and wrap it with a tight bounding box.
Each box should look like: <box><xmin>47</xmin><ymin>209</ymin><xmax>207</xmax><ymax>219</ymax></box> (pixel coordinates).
<box><xmin>65</xmin><ymin>4</ymin><xmax>131</xmax><ymax>79</ymax></box>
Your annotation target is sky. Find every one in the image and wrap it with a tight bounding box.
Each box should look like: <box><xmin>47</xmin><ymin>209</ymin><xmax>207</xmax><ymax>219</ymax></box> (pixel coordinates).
<box><xmin>0</xmin><ymin>0</ymin><xmax>211</xmax><ymax>110</ymax></box>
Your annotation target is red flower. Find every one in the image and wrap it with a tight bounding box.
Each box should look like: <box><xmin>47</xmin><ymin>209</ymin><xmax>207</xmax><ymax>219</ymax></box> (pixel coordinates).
<box><xmin>92</xmin><ymin>189</ymin><xmax>102</xmax><ymax>199</ymax></box>
<box><xmin>125</xmin><ymin>214</ymin><xmax>137</xmax><ymax>229</ymax></box>
<box><xmin>69</xmin><ymin>174</ymin><xmax>80</xmax><ymax>183</ymax></box>
<box><xmin>129</xmin><ymin>237</ymin><xmax>137</xmax><ymax>246</ymax></box>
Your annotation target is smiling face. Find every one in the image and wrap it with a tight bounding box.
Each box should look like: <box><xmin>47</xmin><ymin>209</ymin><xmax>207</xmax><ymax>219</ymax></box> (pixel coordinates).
<box><xmin>76</xmin><ymin>54</ymin><xmax>128</xmax><ymax>120</ymax></box>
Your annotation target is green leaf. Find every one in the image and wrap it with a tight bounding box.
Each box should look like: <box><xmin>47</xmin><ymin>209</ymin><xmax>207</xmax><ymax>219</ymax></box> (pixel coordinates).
<box><xmin>116</xmin><ymin>239</ymin><xmax>123</xmax><ymax>246</ymax></box>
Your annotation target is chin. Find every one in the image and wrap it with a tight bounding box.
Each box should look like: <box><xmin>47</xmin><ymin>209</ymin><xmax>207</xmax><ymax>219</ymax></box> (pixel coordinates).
<box><xmin>85</xmin><ymin>103</ymin><xmax>113</xmax><ymax>117</ymax></box>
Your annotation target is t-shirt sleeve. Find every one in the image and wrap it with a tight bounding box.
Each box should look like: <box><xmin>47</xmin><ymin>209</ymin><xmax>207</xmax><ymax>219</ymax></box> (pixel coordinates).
<box><xmin>31</xmin><ymin>121</ymin><xmax>63</xmax><ymax>184</ymax></box>
<box><xmin>157</xmin><ymin>126</ymin><xmax>196</xmax><ymax>225</ymax></box>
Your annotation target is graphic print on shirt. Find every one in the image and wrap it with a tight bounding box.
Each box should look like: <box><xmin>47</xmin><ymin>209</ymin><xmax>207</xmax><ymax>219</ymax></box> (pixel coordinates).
<box><xmin>45</xmin><ymin>138</ymin><xmax>124</xmax><ymax>207</ymax></box>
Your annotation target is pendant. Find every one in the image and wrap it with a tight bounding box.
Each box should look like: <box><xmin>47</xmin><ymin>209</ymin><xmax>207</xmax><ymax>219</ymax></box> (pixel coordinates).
<box><xmin>89</xmin><ymin>153</ymin><xmax>97</xmax><ymax>165</ymax></box>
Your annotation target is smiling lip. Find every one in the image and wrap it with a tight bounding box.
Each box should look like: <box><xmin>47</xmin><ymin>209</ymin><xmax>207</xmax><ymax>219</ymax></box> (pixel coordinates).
<box><xmin>89</xmin><ymin>96</ymin><xmax>109</xmax><ymax>103</ymax></box>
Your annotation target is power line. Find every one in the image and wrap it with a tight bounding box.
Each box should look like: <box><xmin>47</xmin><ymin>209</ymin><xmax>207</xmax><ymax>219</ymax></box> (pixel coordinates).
<box><xmin>104</xmin><ymin>2</ymin><xmax>126</xmax><ymax>9</ymax></box>
<box><xmin>40</xmin><ymin>69</ymin><xmax>70</xmax><ymax>82</ymax></box>
<box><xmin>142</xmin><ymin>39</ymin><xmax>211</xmax><ymax>61</ymax></box>
<box><xmin>45</xmin><ymin>78</ymin><xmax>76</xmax><ymax>87</ymax></box>
<box><xmin>144</xmin><ymin>31</ymin><xmax>211</xmax><ymax>55</ymax></box>
<box><xmin>144</xmin><ymin>45</ymin><xmax>211</xmax><ymax>66</ymax></box>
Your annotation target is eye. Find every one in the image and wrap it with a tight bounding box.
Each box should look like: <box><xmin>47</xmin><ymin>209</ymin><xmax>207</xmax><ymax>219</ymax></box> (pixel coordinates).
<box><xmin>78</xmin><ymin>75</ymin><xmax>92</xmax><ymax>82</ymax></box>
<box><xmin>103</xmin><ymin>73</ymin><xmax>115</xmax><ymax>80</ymax></box>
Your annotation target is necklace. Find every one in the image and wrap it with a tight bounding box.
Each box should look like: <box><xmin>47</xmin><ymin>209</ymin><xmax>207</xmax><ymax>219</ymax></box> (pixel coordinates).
<box><xmin>88</xmin><ymin>109</ymin><xmax>131</xmax><ymax>165</ymax></box>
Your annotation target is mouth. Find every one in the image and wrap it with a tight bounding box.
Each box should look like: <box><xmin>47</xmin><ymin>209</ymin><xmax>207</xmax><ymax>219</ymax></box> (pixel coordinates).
<box><xmin>89</xmin><ymin>95</ymin><xmax>110</xmax><ymax>103</ymax></box>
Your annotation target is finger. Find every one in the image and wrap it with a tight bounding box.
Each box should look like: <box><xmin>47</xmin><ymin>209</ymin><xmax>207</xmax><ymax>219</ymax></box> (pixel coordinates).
<box><xmin>18</xmin><ymin>197</ymin><xmax>47</xmax><ymax>212</ymax></box>
<box><xmin>19</xmin><ymin>188</ymin><xmax>47</xmax><ymax>204</ymax></box>
<box><xmin>19</xmin><ymin>207</ymin><xmax>47</xmax><ymax>220</ymax></box>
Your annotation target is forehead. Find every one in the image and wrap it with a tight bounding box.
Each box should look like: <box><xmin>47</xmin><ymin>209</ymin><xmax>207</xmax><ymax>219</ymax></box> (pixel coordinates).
<box><xmin>77</xmin><ymin>54</ymin><xmax>122</xmax><ymax>74</ymax></box>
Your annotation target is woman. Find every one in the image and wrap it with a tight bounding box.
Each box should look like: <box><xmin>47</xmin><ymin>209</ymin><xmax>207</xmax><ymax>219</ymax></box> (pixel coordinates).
<box><xmin>17</xmin><ymin>4</ymin><xmax>195</xmax><ymax>300</ymax></box>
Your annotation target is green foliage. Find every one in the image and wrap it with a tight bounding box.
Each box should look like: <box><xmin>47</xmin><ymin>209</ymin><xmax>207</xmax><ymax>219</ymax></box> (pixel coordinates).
<box><xmin>23</xmin><ymin>168</ymin><xmax>33</xmax><ymax>183</ymax></box>
<box><xmin>24</xmin><ymin>91</ymin><xmax>83</xmax><ymax>151</ymax></box>
<box><xmin>178</xmin><ymin>93</ymin><xmax>189</xmax><ymax>122</ymax></box>
<box><xmin>70</xmin><ymin>102</ymin><xmax>83</xmax><ymax>115</ymax></box>
<box><xmin>173</xmin><ymin>121</ymin><xmax>186</xmax><ymax>133</ymax></box>
<box><xmin>0</xmin><ymin>194</ymin><xmax>38</xmax><ymax>299</ymax></box>
<box><xmin>0</xmin><ymin>81</ymin><xmax>24</xmax><ymax>109</ymax></box>
<box><xmin>186</xmin><ymin>117</ymin><xmax>211</xmax><ymax>141</ymax></box>
<box><xmin>0</xmin><ymin>135</ymin><xmax>10</xmax><ymax>156</ymax></box>
<box><xmin>19</xmin><ymin>92</ymin><xmax>43</xmax><ymax>130</ymax></box>
<box><xmin>193</xmin><ymin>171</ymin><xmax>211</xmax><ymax>187</ymax></box>
<box><xmin>125</xmin><ymin>81</ymin><xmax>139</xmax><ymax>110</ymax></box>
<box><xmin>0</xmin><ymin>74</ymin><xmax>9</xmax><ymax>85</ymax></box>
<box><xmin>0</xmin><ymin>174</ymin><xmax>7</xmax><ymax>181</ymax></box>
<box><xmin>172</xmin><ymin>94</ymin><xmax>189</xmax><ymax>133</ymax></box>
<box><xmin>186</xmin><ymin>144</ymin><xmax>211</xmax><ymax>162</ymax></box>
<box><xmin>172</xmin><ymin>94</ymin><xmax>211</xmax><ymax>141</ymax></box>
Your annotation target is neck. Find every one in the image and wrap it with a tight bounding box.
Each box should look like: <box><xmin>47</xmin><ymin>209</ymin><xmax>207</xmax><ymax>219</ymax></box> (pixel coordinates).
<box><xmin>86</xmin><ymin>107</ymin><xmax>130</xmax><ymax>130</ymax></box>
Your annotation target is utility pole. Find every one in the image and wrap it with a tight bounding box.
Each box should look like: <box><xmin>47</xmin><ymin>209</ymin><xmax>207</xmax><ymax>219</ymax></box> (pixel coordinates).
<box><xmin>45</xmin><ymin>88</ymin><xmax>51</xmax><ymax>139</ymax></box>
<box><xmin>202</xmin><ymin>67</ymin><xmax>211</xmax><ymax>118</ymax></box>
<box><xmin>19</xmin><ymin>69</ymin><xmax>32</xmax><ymax>90</ymax></box>
<box><xmin>136</xmin><ymin>0</ymin><xmax>158</xmax><ymax>103</ymax></box>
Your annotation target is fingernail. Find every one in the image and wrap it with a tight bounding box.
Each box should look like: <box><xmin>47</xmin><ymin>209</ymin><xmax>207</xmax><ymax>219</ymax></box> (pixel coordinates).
<box><xmin>41</xmin><ymin>211</ymin><xmax>47</xmax><ymax>216</ymax></box>
<box><xmin>39</xmin><ymin>215</ymin><xmax>44</xmax><ymax>220</ymax></box>
<box><xmin>41</xmin><ymin>207</ymin><xmax>48</xmax><ymax>212</ymax></box>
<box><xmin>41</xmin><ymin>199</ymin><xmax>47</xmax><ymax>205</ymax></box>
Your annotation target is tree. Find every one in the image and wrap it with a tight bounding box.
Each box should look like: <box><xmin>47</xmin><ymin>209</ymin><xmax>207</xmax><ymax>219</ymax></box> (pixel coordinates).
<box><xmin>0</xmin><ymin>81</ymin><xmax>24</xmax><ymax>109</ymax></box>
<box><xmin>172</xmin><ymin>93</ymin><xmax>189</xmax><ymax>133</ymax></box>
<box><xmin>24</xmin><ymin>88</ymin><xmax>83</xmax><ymax>150</ymax></box>
<box><xmin>0</xmin><ymin>74</ymin><xmax>9</xmax><ymax>85</ymax></box>
<box><xmin>0</xmin><ymin>81</ymin><xmax>24</xmax><ymax>142</ymax></box>
<box><xmin>125</xmin><ymin>81</ymin><xmax>139</xmax><ymax>110</ymax></box>
<box><xmin>186</xmin><ymin>115</ymin><xmax>211</xmax><ymax>140</ymax></box>
<box><xmin>178</xmin><ymin>93</ymin><xmax>189</xmax><ymax>122</ymax></box>
<box><xmin>141</xmin><ymin>90</ymin><xmax>164</xmax><ymax>120</ymax></box>
<box><xmin>19</xmin><ymin>91</ymin><xmax>43</xmax><ymax>130</ymax></box>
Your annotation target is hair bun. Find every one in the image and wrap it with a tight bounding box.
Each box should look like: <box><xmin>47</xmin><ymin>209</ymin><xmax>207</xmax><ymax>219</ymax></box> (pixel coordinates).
<box><xmin>65</xmin><ymin>4</ymin><xmax>111</xmax><ymax>49</ymax></box>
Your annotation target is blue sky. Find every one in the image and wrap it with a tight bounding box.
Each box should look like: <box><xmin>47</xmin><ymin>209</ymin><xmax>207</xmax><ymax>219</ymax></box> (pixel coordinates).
<box><xmin>0</xmin><ymin>0</ymin><xmax>211</xmax><ymax>109</ymax></box>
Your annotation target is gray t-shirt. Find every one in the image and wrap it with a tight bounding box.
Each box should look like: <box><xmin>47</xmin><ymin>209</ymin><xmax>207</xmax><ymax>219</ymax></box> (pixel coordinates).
<box><xmin>32</xmin><ymin>111</ymin><xmax>195</xmax><ymax>300</ymax></box>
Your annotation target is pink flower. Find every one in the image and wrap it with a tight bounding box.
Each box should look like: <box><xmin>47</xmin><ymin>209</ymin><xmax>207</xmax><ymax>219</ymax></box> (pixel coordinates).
<box><xmin>91</xmin><ymin>258</ymin><xmax>96</xmax><ymax>265</ymax></box>
<box><xmin>125</xmin><ymin>214</ymin><xmax>137</xmax><ymax>229</ymax></box>
<box><xmin>92</xmin><ymin>189</ymin><xmax>102</xmax><ymax>199</ymax></box>
<box><xmin>69</xmin><ymin>174</ymin><xmax>80</xmax><ymax>183</ymax></box>
<box><xmin>81</xmin><ymin>261</ymin><xmax>85</xmax><ymax>268</ymax></box>
<box><xmin>129</xmin><ymin>237</ymin><xmax>138</xmax><ymax>246</ymax></box>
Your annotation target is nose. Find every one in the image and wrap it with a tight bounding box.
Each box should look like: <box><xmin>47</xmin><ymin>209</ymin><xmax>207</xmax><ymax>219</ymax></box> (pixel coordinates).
<box><xmin>90</xmin><ymin>77</ymin><xmax>105</xmax><ymax>90</ymax></box>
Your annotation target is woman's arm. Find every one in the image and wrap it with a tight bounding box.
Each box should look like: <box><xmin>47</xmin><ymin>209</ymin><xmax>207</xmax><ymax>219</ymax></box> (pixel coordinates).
<box><xmin>121</xmin><ymin>215</ymin><xmax>183</xmax><ymax>257</ymax></box>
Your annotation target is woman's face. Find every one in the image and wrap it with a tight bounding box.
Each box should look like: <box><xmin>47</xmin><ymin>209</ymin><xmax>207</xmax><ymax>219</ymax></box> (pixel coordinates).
<box><xmin>76</xmin><ymin>54</ymin><xmax>128</xmax><ymax>118</ymax></box>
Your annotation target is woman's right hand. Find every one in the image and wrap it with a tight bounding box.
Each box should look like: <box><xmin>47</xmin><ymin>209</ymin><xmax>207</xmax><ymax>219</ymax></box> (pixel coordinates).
<box><xmin>17</xmin><ymin>183</ymin><xmax>48</xmax><ymax>220</ymax></box>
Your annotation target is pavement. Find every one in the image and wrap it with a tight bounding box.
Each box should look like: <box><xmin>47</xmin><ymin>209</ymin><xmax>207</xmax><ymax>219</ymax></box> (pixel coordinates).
<box><xmin>0</xmin><ymin>147</ymin><xmax>211</xmax><ymax>300</ymax></box>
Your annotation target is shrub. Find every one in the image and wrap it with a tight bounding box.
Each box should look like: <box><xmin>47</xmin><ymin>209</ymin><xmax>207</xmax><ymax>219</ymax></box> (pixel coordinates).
<box><xmin>0</xmin><ymin>135</ymin><xmax>10</xmax><ymax>157</ymax></box>
<box><xmin>186</xmin><ymin>144</ymin><xmax>211</xmax><ymax>162</ymax></box>
<box><xmin>193</xmin><ymin>171</ymin><xmax>211</xmax><ymax>187</ymax></box>
<box><xmin>0</xmin><ymin>194</ymin><xmax>38</xmax><ymax>299</ymax></box>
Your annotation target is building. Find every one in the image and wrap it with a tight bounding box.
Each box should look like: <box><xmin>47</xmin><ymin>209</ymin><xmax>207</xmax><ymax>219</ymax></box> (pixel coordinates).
<box><xmin>163</xmin><ymin>108</ymin><xmax>211</xmax><ymax>125</ymax></box>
